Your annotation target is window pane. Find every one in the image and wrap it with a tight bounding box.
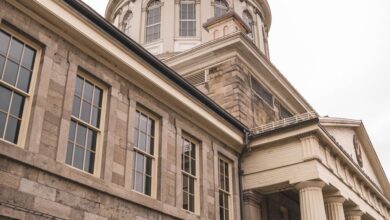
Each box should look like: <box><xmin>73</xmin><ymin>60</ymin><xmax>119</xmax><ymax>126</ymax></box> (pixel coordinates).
<box><xmin>5</xmin><ymin>116</ymin><xmax>20</xmax><ymax>143</ymax></box>
<box><xmin>0</xmin><ymin>112</ymin><xmax>6</xmax><ymax>139</ymax></box>
<box><xmin>189</xmin><ymin>194</ymin><xmax>194</xmax><ymax>212</ymax></box>
<box><xmin>135</xmin><ymin>172</ymin><xmax>143</xmax><ymax>192</ymax></box>
<box><xmin>93</xmin><ymin>88</ymin><xmax>102</xmax><ymax>106</ymax></box>
<box><xmin>145</xmin><ymin>175</ymin><xmax>151</xmax><ymax>196</ymax></box>
<box><xmin>147</xmin><ymin>136</ymin><xmax>154</xmax><ymax>155</ymax></box>
<box><xmin>76</xmin><ymin>124</ymin><xmax>87</xmax><ymax>147</ymax></box>
<box><xmin>84</xmin><ymin>150</ymin><xmax>95</xmax><ymax>173</ymax></box>
<box><xmin>3</xmin><ymin>59</ymin><xmax>19</xmax><ymax>86</ymax></box>
<box><xmin>184</xmin><ymin>155</ymin><xmax>190</xmax><ymax>173</ymax></box>
<box><xmin>72</xmin><ymin>96</ymin><xmax>81</xmax><ymax>117</ymax></box>
<box><xmin>183</xmin><ymin>174</ymin><xmax>188</xmax><ymax>191</ymax></box>
<box><xmin>16</xmin><ymin>67</ymin><xmax>31</xmax><ymax>92</ymax></box>
<box><xmin>75</xmin><ymin>76</ymin><xmax>83</xmax><ymax>96</ymax></box>
<box><xmin>86</xmin><ymin>129</ymin><xmax>97</xmax><ymax>151</ymax></box>
<box><xmin>0</xmin><ymin>86</ymin><xmax>12</xmax><ymax>112</ymax></box>
<box><xmin>21</xmin><ymin>46</ymin><xmax>35</xmax><ymax>70</ymax></box>
<box><xmin>219</xmin><ymin>192</ymin><xmax>224</xmax><ymax>206</ymax></box>
<box><xmin>189</xmin><ymin>177</ymin><xmax>195</xmax><ymax>194</ymax></box>
<box><xmin>225</xmin><ymin>210</ymin><xmax>229</xmax><ymax>220</ymax></box>
<box><xmin>136</xmin><ymin>153</ymin><xmax>145</xmax><ymax>173</ymax></box>
<box><xmin>139</xmin><ymin>132</ymin><xmax>147</xmax><ymax>151</ymax></box>
<box><xmin>65</xmin><ymin>142</ymin><xmax>74</xmax><ymax>165</ymax></box>
<box><xmin>133</xmin><ymin>128</ymin><xmax>139</xmax><ymax>146</ymax></box>
<box><xmin>145</xmin><ymin>157</ymin><xmax>152</xmax><ymax>176</ymax></box>
<box><xmin>0</xmin><ymin>31</ymin><xmax>10</xmax><ymax>55</ymax></box>
<box><xmin>91</xmin><ymin>107</ymin><xmax>100</xmax><ymax>127</ymax></box>
<box><xmin>68</xmin><ymin>121</ymin><xmax>76</xmax><ymax>142</ymax></box>
<box><xmin>83</xmin><ymin>81</ymin><xmax>94</xmax><ymax>102</ymax></box>
<box><xmin>10</xmin><ymin>92</ymin><xmax>24</xmax><ymax>118</ymax></box>
<box><xmin>140</xmin><ymin>114</ymin><xmax>148</xmax><ymax>132</ymax></box>
<box><xmin>80</xmin><ymin>101</ymin><xmax>91</xmax><ymax>123</ymax></box>
<box><xmin>9</xmin><ymin>39</ymin><xmax>23</xmax><ymax>62</ymax></box>
<box><xmin>0</xmin><ymin>55</ymin><xmax>5</xmax><ymax>77</ymax></box>
<box><xmin>73</xmin><ymin>146</ymin><xmax>84</xmax><ymax>170</ymax></box>
<box><xmin>191</xmin><ymin>158</ymin><xmax>196</xmax><ymax>175</ymax></box>
<box><xmin>183</xmin><ymin>191</ymin><xmax>189</xmax><ymax>210</ymax></box>
<box><xmin>220</xmin><ymin>207</ymin><xmax>224</xmax><ymax>220</ymax></box>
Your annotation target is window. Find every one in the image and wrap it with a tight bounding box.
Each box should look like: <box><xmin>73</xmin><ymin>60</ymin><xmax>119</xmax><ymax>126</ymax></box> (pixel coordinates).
<box><xmin>0</xmin><ymin>29</ymin><xmax>36</xmax><ymax>145</ymax></box>
<box><xmin>243</xmin><ymin>10</ymin><xmax>254</xmax><ymax>40</ymax></box>
<box><xmin>219</xmin><ymin>158</ymin><xmax>231</xmax><ymax>220</ymax></box>
<box><xmin>279</xmin><ymin>105</ymin><xmax>293</xmax><ymax>119</ymax></box>
<box><xmin>181</xmin><ymin>136</ymin><xmax>197</xmax><ymax>212</ymax></box>
<box><xmin>146</xmin><ymin>0</ymin><xmax>161</xmax><ymax>42</ymax></box>
<box><xmin>214</xmin><ymin>0</ymin><xmax>229</xmax><ymax>17</ymax></box>
<box><xmin>66</xmin><ymin>75</ymin><xmax>104</xmax><ymax>174</ymax></box>
<box><xmin>122</xmin><ymin>11</ymin><xmax>133</xmax><ymax>36</ymax></box>
<box><xmin>251</xmin><ymin>76</ymin><xmax>273</xmax><ymax>107</ymax></box>
<box><xmin>180</xmin><ymin>0</ymin><xmax>196</xmax><ymax>37</ymax></box>
<box><xmin>132</xmin><ymin>109</ymin><xmax>157</xmax><ymax>196</ymax></box>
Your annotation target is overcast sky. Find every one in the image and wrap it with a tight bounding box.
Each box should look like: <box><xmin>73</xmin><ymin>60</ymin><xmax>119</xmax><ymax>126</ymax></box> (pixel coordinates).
<box><xmin>82</xmin><ymin>0</ymin><xmax>390</xmax><ymax>177</ymax></box>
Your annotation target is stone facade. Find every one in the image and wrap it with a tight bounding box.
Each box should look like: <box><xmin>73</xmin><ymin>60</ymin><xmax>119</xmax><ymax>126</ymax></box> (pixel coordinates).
<box><xmin>0</xmin><ymin>1</ymin><xmax>241</xmax><ymax>219</ymax></box>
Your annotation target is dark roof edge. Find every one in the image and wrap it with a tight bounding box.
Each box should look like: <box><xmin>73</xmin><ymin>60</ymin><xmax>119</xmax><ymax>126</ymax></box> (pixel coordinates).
<box><xmin>63</xmin><ymin>0</ymin><xmax>247</xmax><ymax>132</ymax></box>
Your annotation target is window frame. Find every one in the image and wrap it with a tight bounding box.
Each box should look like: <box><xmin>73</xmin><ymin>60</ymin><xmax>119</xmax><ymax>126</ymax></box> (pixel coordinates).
<box><xmin>65</xmin><ymin>70</ymin><xmax>108</xmax><ymax>177</ymax></box>
<box><xmin>218</xmin><ymin>156</ymin><xmax>233</xmax><ymax>220</ymax></box>
<box><xmin>145</xmin><ymin>0</ymin><xmax>162</xmax><ymax>43</ymax></box>
<box><xmin>181</xmin><ymin>134</ymin><xmax>200</xmax><ymax>213</ymax></box>
<box><xmin>214</xmin><ymin>0</ymin><xmax>229</xmax><ymax>18</ymax></box>
<box><xmin>0</xmin><ymin>25</ymin><xmax>41</xmax><ymax>148</ymax></box>
<box><xmin>131</xmin><ymin>106</ymin><xmax>160</xmax><ymax>198</ymax></box>
<box><xmin>179</xmin><ymin>0</ymin><xmax>197</xmax><ymax>37</ymax></box>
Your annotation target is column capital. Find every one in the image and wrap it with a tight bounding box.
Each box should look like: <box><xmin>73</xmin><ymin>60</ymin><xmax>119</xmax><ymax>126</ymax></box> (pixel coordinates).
<box><xmin>296</xmin><ymin>180</ymin><xmax>326</xmax><ymax>190</ymax></box>
<box><xmin>243</xmin><ymin>190</ymin><xmax>265</xmax><ymax>204</ymax></box>
<box><xmin>324</xmin><ymin>195</ymin><xmax>346</xmax><ymax>204</ymax></box>
<box><xmin>345</xmin><ymin>209</ymin><xmax>363</xmax><ymax>217</ymax></box>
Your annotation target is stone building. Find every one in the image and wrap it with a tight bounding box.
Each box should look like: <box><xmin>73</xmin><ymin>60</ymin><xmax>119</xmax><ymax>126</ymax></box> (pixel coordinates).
<box><xmin>0</xmin><ymin>0</ymin><xmax>389</xmax><ymax>220</ymax></box>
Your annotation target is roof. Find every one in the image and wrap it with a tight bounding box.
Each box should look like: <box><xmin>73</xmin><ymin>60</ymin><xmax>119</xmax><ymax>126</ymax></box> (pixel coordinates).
<box><xmin>63</xmin><ymin>0</ymin><xmax>247</xmax><ymax>133</ymax></box>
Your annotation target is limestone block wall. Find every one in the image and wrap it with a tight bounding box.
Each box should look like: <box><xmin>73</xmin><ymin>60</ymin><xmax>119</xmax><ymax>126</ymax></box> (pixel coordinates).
<box><xmin>0</xmin><ymin>1</ymin><xmax>240</xmax><ymax>219</ymax></box>
<box><xmin>201</xmin><ymin>58</ymin><xmax>277</xmax><ymax>128</ymax></box>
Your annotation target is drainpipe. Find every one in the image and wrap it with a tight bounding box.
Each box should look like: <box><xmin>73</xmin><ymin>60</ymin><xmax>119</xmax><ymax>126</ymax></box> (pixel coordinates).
<box><xmin>238</xmin><ymin>130</ymin><xmax>250</xmax><ymax>220</ymax></box>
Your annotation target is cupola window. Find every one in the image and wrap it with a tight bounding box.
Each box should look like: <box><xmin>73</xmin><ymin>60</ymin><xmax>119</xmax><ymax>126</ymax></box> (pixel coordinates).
<box><xmin>214</xmin><ymin>0</ymin><xmax>229</xmax><ymax>17</ymax></box>
<box><xmin>180</xmin><ymin>0</ymin><xmax>196</xmax><ymax>37</ymax></box>
<box><xmin>243</xmin><ymin>10</ymin><xmax>254</xmax><ymax>40</ymax></box>
<box><xmin>146</xmin><ymin>0</ymin><xmax>161</xmax><ymax>42</ymax></box>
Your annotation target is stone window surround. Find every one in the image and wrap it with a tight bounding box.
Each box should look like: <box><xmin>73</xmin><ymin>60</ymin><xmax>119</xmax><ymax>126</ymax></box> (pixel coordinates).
<box><xmin>56</xmin><ymin>68</ymin><xmax>108</xmax><ymax>178</ymax></box>
<box><xmin>0</xmin><ymin>23</ymin><xmax>41</xmax><ymax>149</ymax></box>
<box><xmin>213</xmin><ymin>142</ymin><xmax>240</xmax><ymax>220</ymax></box>
<box><xmin>130</xmin><ymin>104</ymin><xmax>161</xmax><ymax>198</ymax></box>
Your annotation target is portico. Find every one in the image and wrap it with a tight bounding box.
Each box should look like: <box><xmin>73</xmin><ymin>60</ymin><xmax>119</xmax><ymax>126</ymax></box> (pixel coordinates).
<box><xmin>242</xmin><ymin>115</ymin><xmax>390</xmax><ymax>220</ymax></box>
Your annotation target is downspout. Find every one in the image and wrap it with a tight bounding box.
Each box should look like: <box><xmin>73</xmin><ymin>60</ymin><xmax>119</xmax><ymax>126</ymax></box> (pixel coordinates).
<box><xmin>239</xmin><ymin>130</ymin><xmax>250</xmax><ymax>220</ymax></box>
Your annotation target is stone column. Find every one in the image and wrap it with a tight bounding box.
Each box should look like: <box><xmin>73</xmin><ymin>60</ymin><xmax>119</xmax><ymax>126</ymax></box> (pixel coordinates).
<box><xmin>296</xmin><ymin>180</ymin><xmax>327</xmax><ymax>220</ymax></box>
<box><xmin>345</xmin><ymin>208</ymin><xmax>363</xmax><ymax>220</ymax></box>
<box><xmin>243</xmin><ymin>191</ymin><xmax>263</xmax><ymax>220</ymax></box>
<box><xmin>324</xmin><ymin>195</ymin><xmax>346</xmax><ymax>220</ymax></box>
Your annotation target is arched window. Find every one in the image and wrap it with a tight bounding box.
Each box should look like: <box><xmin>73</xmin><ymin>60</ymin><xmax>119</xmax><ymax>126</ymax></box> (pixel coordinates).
<box><xmin>243</xmin><ymin>10</ymin><xmax>254</xmax><ymax>40</ymax></box>
<box><xmin>214</xmin><ymin>0</ymin><xmax>229</xmax><ymax>17</ymax></box>
<box><xmin>180</xmin><ymin>0</ymin><xmax>196</xmax><ymax>37</ymax></box>
<box><xmin>146</xmin><ymin>0</ymin><xmax>161</xmax><ymax>42</ymax></box>
<box><xmin>122</xmin><ymin>11</ymin><xmax>132</xmax><ymax>36</ymax></box>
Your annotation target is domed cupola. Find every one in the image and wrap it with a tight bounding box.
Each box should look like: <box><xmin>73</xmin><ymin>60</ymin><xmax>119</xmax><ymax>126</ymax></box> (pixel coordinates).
<box><xmin>105</xmin><ymin>0</ymin><xmax>272</xmax><ymax>58</ymax></box>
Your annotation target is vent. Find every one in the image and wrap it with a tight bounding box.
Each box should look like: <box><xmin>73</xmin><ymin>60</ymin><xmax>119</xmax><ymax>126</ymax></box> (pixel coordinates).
<box><xmin>184</xmin><ymin>71</ymin><xmax>206</xmax><ymax>85</ymax></box>
<box><xmin>251</xmin><ymin>76</ymin><xmax>273</xmax><ymax>106</ymax></box>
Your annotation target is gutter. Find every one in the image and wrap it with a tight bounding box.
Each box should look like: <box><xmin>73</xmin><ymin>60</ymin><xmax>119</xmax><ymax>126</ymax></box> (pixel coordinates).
<box><xmin>238</xmin><ymin>131</ymin><xmax>250</xmax><ymax>220</ymax></box>
<box><xmin>63</xmin><ymin>0</ymin><xmax>247</xmax><ymax>133</ymax></box>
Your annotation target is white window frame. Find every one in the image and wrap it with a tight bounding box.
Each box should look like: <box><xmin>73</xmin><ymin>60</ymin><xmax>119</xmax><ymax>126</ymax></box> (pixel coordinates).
<box><xmin>65</xmin><ymin>71</ymin><xmax>107</xmax><ymax>177</ymax></box>
<box><xmin>179</xmin><ymin>0</ymin><xmax>197</xmax><ymax>37</ymax></box>
<box><xmin>0</xmin><ymin>25</ymin><xmax>40</xmax><ymax>148</ymax></box>
<box><xmin>181</xmin><ymin>134</ymin><xmax>200</xmax><ymax>213</ymax></box>
<box><xmin>145</xmin><ymin>0</ymin><xmax>161</xmax><ymax>43</ymax></box>
<box><xmin>218</xmin><ymin>156</ymin><xmax>233</xmax><ymax>220</ymax></box>
<box><xmin>132</xmin><ymin>106</ymin><xmax>160</xmax><ymax>198</ymax></box>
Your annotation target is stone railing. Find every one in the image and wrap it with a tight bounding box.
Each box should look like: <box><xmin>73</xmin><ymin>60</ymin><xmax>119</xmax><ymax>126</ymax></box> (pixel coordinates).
<box><xmin>251</xmin><ymin>111</ymin><xmax>318</xmax><ymax>135</ymax></box>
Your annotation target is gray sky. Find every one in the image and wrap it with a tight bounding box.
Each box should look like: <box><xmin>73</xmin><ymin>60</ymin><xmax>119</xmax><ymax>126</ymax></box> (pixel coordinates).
<box><xmin>82</xmin><ymin>0</ymin><xmax>390</xmax><ymax>178</ymax></box>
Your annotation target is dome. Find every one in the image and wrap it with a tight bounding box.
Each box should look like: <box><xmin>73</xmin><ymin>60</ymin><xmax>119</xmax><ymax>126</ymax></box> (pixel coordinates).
<box><xmin>105</xmin><ymin>0</ymin><xmax>272</xmax><ymax>57</ymax></box>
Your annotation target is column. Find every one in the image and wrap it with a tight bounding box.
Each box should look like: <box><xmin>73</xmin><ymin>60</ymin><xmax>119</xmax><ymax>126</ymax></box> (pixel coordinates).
<box><xmin>243</xmin><ymin>191</ymin><xmax>263</xmax><ymax>220</ymax></box>
<box><xmin>324</xmin><ymin>195</ymin><xmax>346</xmax><ymax>220</ymax></box>
<box><xmin>345</xmin><ymin>208</ymin><xmax>363</xmax><ymax>220</ymax></box>
<box><xmin>296</xmin><ymin>180</ymin><xmax>327</xmax><ymax>220</ymax></box>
